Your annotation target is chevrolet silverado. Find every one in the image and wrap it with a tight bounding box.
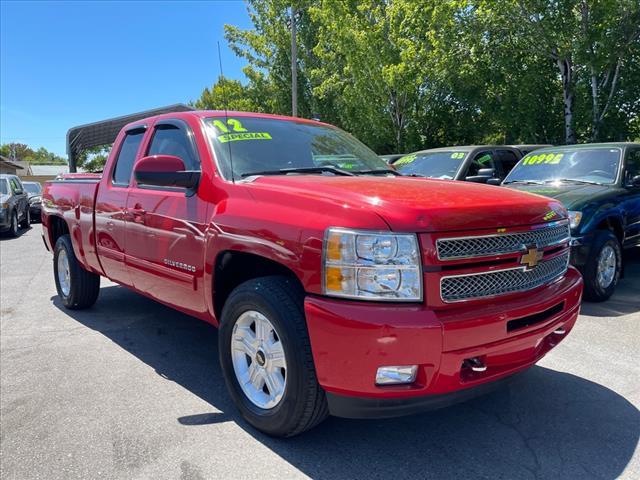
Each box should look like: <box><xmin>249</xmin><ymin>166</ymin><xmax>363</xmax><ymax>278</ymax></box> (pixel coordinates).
<box><xmin>42</xmin><ymin>110</ymin><xmax>583</xmax><ymax>437</ymax></box>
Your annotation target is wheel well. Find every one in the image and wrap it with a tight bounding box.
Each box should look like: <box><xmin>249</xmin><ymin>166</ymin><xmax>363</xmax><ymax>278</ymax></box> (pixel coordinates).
<box><xmin>49</xmin><ymin>216</ymin><xmax>70</xmax><ymax>247</ymax></box>
<box><xmin>213</xmin><ymin>250</ymin><xmax>303</xmax><ymax>319</ymax></box>
<box><xmin>597</xmin><ymin>217</ymin><xmax>623</xmax><ymax>244</ymax></box>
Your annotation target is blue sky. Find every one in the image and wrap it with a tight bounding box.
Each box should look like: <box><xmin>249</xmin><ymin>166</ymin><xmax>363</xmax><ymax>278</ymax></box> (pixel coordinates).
<box><xmin>0</xmin><ymin>0</ymin><xmax>252</xmax><ymax>156</ymax></box>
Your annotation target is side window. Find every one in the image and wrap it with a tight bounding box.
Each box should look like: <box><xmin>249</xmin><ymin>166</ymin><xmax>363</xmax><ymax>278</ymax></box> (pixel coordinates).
<box><xmin>147</xmin><ymin>124</ymin><xmax>199</xmax><ymax>170</ymax></box>
<box><xmin>467</xmin><ymin>151</ymin><xmax>495</xmax><ymax>176</ymax></box>
<box><xmin>9</xmin><ymin>178</ymin><xmax>20</xmax><ymax>193</ymax></box>
<box><xmin>626</xmin><ymin>149</ymin><xmax>640</xmax><ymax>183</ymax></box>
<box><xmin>496</xmin><ymin>150</ymin><xmax>520</xmax><ymax>178</ymax></box>
<box><xmin>112</xmin><ymin>130</ymin><xmax>146</xmax><ymax>186</ymax></box>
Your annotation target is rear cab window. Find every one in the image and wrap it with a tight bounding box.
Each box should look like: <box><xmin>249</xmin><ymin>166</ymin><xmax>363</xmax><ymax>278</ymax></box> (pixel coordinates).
<box><xmin>112</xmin><ymin>128</ymin><xmax>146</xmax><ymax>186</ymax></box>
<box><xmin>496</xmin><ymin>149</ymin><xmax>520</xmax><ymax>178</ymax></box>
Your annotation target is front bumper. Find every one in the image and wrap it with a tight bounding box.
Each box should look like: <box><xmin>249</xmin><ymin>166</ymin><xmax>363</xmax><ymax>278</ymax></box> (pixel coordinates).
<box><xmin>570</xmin><ymin>234</ymin><xmax>594</xmax><ymax>266</ymax></box>
<box><xmin>305</xmin><ymin>267</ymin><xmax>583</xmax><ymax>418</ymax></box>
<box><xmin>29</xmin><ymin>204</ymin><xmax>42</xmax><ymax>220</ymax></box>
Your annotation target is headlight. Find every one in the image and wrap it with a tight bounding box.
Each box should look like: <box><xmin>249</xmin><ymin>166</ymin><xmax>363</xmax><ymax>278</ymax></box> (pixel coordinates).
<box><xmin>29</xmin><ymin>196</ymin><xmax>41</xmax><ymax>205</ymax></box>
<box><xmin>568</xmin><ymin>211</ymin><xmax>582</xmax><ymax>230</ymax></box>
<box><xmin>0</xmin><ymin>202</ymin><xmax>7</xmax><ymax>209</ymax></box>
<box><xmin>323</xmin><ymin>228</ymin><xmax>422</xmax><ymax>301</ymax></box>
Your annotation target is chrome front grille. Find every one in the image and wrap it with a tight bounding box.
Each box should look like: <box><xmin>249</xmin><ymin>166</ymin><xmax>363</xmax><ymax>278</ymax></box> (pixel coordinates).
<box><xmin>440</xmin><ymin>252</ymin><xmax>570</xmax><ymax>302</ymax></box>
<box><xmin>436</xmin><ymin>222</ymin><xmax>570</xmax><ymax>260</ymax></box>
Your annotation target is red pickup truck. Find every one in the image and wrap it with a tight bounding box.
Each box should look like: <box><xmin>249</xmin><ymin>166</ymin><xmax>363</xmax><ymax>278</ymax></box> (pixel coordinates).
<box><xmin>43</xmin><ymin>110</ymin><xmax>583</xmax><ymax>437</ymax></box>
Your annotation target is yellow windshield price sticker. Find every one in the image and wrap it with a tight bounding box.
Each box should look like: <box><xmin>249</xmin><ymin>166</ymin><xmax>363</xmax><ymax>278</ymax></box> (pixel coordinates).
<box><xmin>210</xmin><ymin>118</ymin><xmax>273</xmax><ymax>143</ymax></box>
<box><xmin>394</xmin><ymin>154</ymin><xmax>417</xmax><ymax>166</ymax></box>
<box><xmin>218</xmin><ymin>132</ymin><xmax>272</xmax><ymax>143</ymax></box>
<box><xmin>523</xmin><ymin>153</ymin><xmax>564</xmax><ymax>165</ymax></box>
<box><xmin>450</xmin><ymin>152</ymin><xmax>465</xmax><ymax>159</ymax></box>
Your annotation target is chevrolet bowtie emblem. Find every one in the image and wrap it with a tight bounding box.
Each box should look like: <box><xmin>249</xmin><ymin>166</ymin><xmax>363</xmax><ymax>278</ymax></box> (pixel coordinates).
<box><xmin>521</xmin><ymin>247</ymin><xmax>543</xmax><ymax>269</ymax></box>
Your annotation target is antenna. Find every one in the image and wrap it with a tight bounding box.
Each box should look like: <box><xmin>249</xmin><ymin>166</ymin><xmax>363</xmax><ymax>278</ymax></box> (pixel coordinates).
<box><xmin>217</xmin><ymin>41</ymin><xmax>236</xmax><ymax>183</ymax></box>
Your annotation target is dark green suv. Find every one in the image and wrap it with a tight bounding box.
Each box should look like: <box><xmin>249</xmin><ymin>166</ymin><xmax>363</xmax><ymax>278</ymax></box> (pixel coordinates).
<box><xmin>502</xmin><ymin>143</ymin><xmax>640</xmax><ymax>301</ymax></box>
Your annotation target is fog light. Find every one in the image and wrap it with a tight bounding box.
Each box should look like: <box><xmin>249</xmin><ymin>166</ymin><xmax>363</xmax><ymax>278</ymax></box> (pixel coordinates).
<box><xmin>375</xmin><ymin>365</ymin><xmax>417</xmax><ymax>385</ymax></box>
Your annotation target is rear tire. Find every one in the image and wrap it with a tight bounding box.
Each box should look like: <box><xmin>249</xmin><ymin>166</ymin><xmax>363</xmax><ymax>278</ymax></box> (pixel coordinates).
<box><xmin>53</xmin><ymin>234</ymin><xmax>100</xmax><ymax>309</ymax></box>
<box><xmin>581</xmin><ymin>230</ymin><xmax>621</xmax><ymax>302</ymax></box>
<box><xmin>218</xmin><ymin>276</ymin><xmax>328</xmax><ymax>437</ymax></box>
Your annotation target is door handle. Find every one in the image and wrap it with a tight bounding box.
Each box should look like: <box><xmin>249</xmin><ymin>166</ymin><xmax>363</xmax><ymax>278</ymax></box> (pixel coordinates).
<box><xmin>131</xmin><ymin>203</ymin><xmax>146</xmax><ymax>215</ymax></box>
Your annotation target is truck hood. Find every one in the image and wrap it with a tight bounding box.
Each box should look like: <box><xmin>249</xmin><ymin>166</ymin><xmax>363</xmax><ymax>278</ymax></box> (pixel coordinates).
<box><xmin>505</xmin><ymin>182</ymin><xmax>619</xmax><ymax>210</ymax></box>
<box><xmin>245</xmin><ymin>176</ymin><xmax>566</xmax><ymax>232</ymax></box>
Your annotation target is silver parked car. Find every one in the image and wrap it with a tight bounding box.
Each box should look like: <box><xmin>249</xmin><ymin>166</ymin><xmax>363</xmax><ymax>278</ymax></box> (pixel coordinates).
<box><xmin>0</xmin><ymin>174</ymin><xmax>30</xmax><ymax>237</ymax></box>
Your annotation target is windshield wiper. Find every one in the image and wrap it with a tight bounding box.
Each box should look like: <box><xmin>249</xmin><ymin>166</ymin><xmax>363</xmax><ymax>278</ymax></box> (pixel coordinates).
<box><xmin>353</xmin><ymin>169</ymin><xmax>400</xmax><ymax>176</ymax></box>
<box><xmin>241</xmin><ymin>166</ymin><xmax>355</xmax><ymax>177</ymax></box>
<box><xmin>544</xmin><ymin>178</ymin><xmax>602</xmax><ymax>186</ymax></box>
<box><xmin>502</xmin><ymin>180</ymin><xmax>544</xmax><ymax>185</ymax></box>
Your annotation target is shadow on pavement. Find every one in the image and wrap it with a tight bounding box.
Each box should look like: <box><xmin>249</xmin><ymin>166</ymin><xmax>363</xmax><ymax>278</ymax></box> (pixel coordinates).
<box><xmin>52</xmin><ymin>286</ymin><xmax>639</xmax><ymax>479</ymax></box>
<box><xmin>0</xmin><ymin>224</ymin><xmax>31</xmax><ymax>240</ymax></box>
<box><xmin>580</xmin><ymin>247</ymin><xmax>640</xmax><ymax>317</ymax></box>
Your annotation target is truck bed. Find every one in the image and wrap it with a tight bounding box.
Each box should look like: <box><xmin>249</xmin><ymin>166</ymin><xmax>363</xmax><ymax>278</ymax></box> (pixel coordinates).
<box><xmin>42</xmin><ymin>174</ymin><xmax>103</xmax><ymax>275</ymax></box>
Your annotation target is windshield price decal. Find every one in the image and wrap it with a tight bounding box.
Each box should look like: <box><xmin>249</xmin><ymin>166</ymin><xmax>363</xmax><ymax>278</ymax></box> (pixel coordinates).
<box><xmin>218</xmin><ymin>132</ymin><xmax>272</xmax><ymax>143</ymax></box>
<box><xmin>210</xmin><ymin>118</ymin><xmax>273</xmax><ymax>143</ymax></box>
<box><xmin>522</xmin><ymin>153</ymin><xmax>564</xmax><ymax>165</ymax></box>
<box><xmin>394</xmin><ymin>153</ymin><xmax>417</xmax><ymax>166</ymax></box>
<box><xmin>450</xmin><ymin>152</ymin><xmax>465</xmax><ymax>159</ymax></box>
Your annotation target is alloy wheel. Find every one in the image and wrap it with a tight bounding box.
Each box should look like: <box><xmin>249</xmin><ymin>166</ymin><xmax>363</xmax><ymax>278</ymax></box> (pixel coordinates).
<box><xmin>231</xmin><ymin>310</ymin><xmax>287</xmax><ymax>409</ymax></box>
<box><xmin>57</xmin><ymin>249</ymin><xmax>71</xmax><ymax>296</ymax></box>
<box><xmin>596</xmin><ymin>244</ymin><xmax>616</xmax><ymax>289</ymax></box>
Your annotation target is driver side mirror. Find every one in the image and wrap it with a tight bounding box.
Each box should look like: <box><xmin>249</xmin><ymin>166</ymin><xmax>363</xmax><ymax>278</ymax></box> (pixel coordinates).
<box><xmin>466</xmin><ymin>168</ymin><xmax>496</xmax><ymax>184</ymax></box>
<box><xmin>134</xmin><ymin>155</ymin><xmax>200</xmax><ymax>194</ymax></box>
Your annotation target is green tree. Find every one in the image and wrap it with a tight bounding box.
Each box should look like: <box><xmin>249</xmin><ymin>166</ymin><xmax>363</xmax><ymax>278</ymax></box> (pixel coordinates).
<box><xmin>481</xmin><ymin>0</ymin><xmax>640</xmax><ymax>143</ymax></box>
<box><xmin>76</xmin><ymin>145</ymin><xmax>111</xmax><ymax>172</ymax></box>
<box><xmin>193</xmin><ymin>77</ymin><xmax>264</xmax><ymax>112</ymax></box>
<box><xmin>195</xmin><ymin>0</ymin><xmax>639</xmax><ymax>150</ymax></box>
<box><xmin>0</xmin><ymin>143</ymin><xmax>67</xmax><ymax>164</ymax></box>
<box><xmin>0</xmin><ymin>143</ymin><xmax>34</xmax><ymax>161</ymax></box>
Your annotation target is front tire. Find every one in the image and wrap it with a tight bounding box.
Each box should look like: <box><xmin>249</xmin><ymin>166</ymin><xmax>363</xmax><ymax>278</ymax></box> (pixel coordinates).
<box><xmin>53</xmin><ymin>234</ymin><xmax>101</xmax><ymax>309</ymax></box>
<box><xmin>581</xmin><ymin>230</ymin><xmax>622</xmax><ymax>302</ymax></box>
<box><xmin>8</xmin><ymin>210</ymin><xmax>19</xmax><ymax>237</ymax></box>
<box><xmin>20</xmin><ymin>208</ymin><xmax>30</xmax><ymax>229</ymax></box>
<box><xmin>219</xmin><ymin>276</ymin><xmax>328</xmax><ymax>437</ymax></box>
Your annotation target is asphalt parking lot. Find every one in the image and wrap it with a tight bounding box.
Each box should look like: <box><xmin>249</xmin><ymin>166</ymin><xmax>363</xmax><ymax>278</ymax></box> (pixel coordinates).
<box><xmin>1</xmin><ymin>227</ymin><xmax>639</xmax><ymax>480</ymax></box>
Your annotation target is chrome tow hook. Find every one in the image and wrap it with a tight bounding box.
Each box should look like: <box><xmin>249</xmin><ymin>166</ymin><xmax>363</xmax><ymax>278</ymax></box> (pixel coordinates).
<box><xmin>553</xmin><ymin>327</ymin><xmax>566</xmax><ymax>335</ymax></box>
<box><xmin>464</xmin><ymin>357</ymin><xmax>487</xmax><ymax>372</ymax></box>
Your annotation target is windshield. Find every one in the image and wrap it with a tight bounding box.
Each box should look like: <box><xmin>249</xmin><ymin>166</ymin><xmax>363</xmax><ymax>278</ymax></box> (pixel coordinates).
<box><xmin>0</xmin><ymin>179</ymin><xmax>8</xmax><ymax>195</ymax></box>
<box><xmin>23</xmin><ymin>183</ymin><xmax>41</xmax><ymax>194</ymax></box>
<box><xmin>394</xmin><ymin>151</ymin><xmax>468</xmax><ymax>179</ymax></box>
<box><xmin>505</xmin><ymin>148</ymin><xmax>621</xmax><ymax>185</ymax></box>
<box><xmin>204</xmin><ymin>116</ymin><xmax>391</xmax><ymax>179</ymax></box>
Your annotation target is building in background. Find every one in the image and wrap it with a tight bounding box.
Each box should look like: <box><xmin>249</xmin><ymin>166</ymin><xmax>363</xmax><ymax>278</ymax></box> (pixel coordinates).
<box><xmin>0</xmin><ymin>155</ymin><xmax>23</xmax><ymax>175</ymax></box>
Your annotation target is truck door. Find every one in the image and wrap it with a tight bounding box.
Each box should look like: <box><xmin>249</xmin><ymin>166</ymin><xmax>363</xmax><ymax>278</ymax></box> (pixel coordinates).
<box><xmin>94</xmin><ymin>126</ymin><xmax>146</xmax><ymax>287</ymax></box>
<box><xmin>622</xmin><ymin>147</ymin><xmax>640</xmax><ymax>247</ymax></box>
<box><xmin>125</xmin><ymin>119</ymin><xmax>208</xmax><ymax>317</ymax></box>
